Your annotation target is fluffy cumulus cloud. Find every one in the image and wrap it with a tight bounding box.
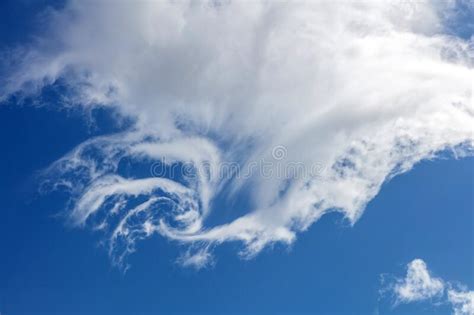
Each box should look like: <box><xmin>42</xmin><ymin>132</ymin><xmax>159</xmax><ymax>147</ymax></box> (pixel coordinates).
<box><xmin>385</xmin><ymin>259</ymin><xmax>473</xmax><ymax>315</ymax></box>
<box><xmin>449</xmin><ymin>289</ymin><xmax>474</xmax><ymax>315</ymax></box>
<box><xmin>1</xmin><ymin>0</ymin><xmax>473</xmax><ymax>269</ymax></box>
<box><xmin>392</xmin><ymin>259</ymin><xmax>444</xmax><ymax>303</ymax></box>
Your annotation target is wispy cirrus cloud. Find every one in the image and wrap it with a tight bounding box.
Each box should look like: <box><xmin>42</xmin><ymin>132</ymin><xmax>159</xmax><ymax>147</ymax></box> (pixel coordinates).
<box><xmin>382</xmin><ymin>258</ymin><xmax>473</xmax><ymax>315</ymax></box>
<box><xmin>1</xmin><ymin>0</ymin><xmax>473</xmax><ymax>270</ymax></box>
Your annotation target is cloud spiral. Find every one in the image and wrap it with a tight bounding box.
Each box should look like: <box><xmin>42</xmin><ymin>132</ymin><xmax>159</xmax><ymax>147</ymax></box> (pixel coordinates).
<box><xmin>2</xmin><ymin>0</ymin><xmax>473</xmax><ymax>269</ymax></box>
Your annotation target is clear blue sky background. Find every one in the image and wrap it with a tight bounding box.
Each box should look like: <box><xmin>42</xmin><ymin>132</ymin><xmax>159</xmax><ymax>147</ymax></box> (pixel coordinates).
<box><xmin>0</xmin><ymin>1</ymin><xmax>473</xmax><ymax>315</ymax></box>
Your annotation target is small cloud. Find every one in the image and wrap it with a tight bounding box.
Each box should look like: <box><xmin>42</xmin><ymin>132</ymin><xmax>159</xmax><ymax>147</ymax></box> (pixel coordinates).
<box><xmin>177</xmin><ymin>246</ymin><xmax>215</xmax><ymax>270</ymax></box>
<box><xmin>393</xmin><ymin>258</ymin><xmax>444</xmax><ymax>304</ymax></box>
<box><xmin>382</xmin><ymin>259</ymin><xmax>473</xmax><ymax>315</ymax></box>
<box><xmin>448</xmin><ymin>289</ymin><xmax>474</xmax><ymax>315</ymax></box>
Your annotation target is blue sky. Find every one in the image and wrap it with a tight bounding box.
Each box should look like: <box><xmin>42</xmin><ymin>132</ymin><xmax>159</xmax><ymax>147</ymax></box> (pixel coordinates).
<box><xmin>0</xmin><ymin>1</ymin><xmax>473</xmax><ymax>315</ymax></box>
<box><xmin>0</xmin><ymin>103</ymin><xmax>472</xmax><ymax>314</ymax></box>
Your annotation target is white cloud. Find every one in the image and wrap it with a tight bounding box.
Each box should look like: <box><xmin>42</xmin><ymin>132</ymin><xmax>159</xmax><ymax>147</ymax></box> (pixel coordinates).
<box><xmin>393</xmin><ymin>259</ymin><xmax>445</xmax><ymax>303</ymax></box>
<box><xmin>1</xmin><ymin>0</ymin><xmax>473</xmax><ymax>268</ymax></box>
<box><xmin>385</xmin><ymin>259</ymin><xmax>474</xmax><ymax>315</ymax></box>
<box><xmin>177</xmin><ymin>246</ymin><xmax>215</xmax><ymax>270</ymax></box>
<box><xmin>448</xmin><ymin>289</ymin><xmax>474</xmax><ymax>315</ymax></box>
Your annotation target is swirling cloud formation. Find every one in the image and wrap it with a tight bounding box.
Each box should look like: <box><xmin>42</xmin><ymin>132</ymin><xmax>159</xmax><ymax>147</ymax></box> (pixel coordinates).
<box><xmin>2</xmin><ymin>0</ymin><xmax>473</xmax><ymax>269</ymax></box>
